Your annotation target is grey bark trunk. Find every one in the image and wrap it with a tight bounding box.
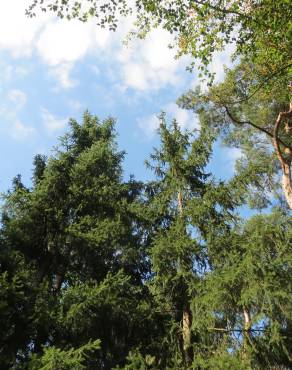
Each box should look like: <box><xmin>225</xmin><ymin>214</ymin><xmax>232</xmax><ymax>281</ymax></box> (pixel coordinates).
<box><xmin>242</xmin><ymin>307</ymin><xmax>252</xmax><ymax>362</ymax></box>
<box><xmin>178</xmin><ymin>190</ymin><xmax>192</xmax><ymax>366</ymax></box>
<box><xmin>282</xmin><ymin>162</ymin><xmax>292</xmax><ymax>209</ymax></box>
<box><xmin>273</xmin><ymin>106</ymin><xmax>292</xmax><ymax>209</ymax></box>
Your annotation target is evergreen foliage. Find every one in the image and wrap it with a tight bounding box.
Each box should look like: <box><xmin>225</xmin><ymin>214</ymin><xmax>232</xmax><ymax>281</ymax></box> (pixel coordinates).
<box><xmin>2</xmin><ymin>1</ymin><xmax>292</xmax><ymax>367</ymax></box>
<box><xmin>0</xmin><ymin>111</ymin><xmax>291</xmax><ymax>369</ymax></box>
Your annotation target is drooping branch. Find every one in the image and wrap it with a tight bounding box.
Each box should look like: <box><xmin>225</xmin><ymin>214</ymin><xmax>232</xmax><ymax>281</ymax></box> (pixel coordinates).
<box><xmin>224</xmin><ymin>106</ymin><xmax>292</xmax><ymax>150</ymax></box>
<box><xmin>225</xmin><ymin>106</ymin><xmax>273</xmax><ymax>138</ymax></box>
<box><xmin>224</xmin><ymin>100</ymin><xmax>292</xmax><ymax>209</ymax></box>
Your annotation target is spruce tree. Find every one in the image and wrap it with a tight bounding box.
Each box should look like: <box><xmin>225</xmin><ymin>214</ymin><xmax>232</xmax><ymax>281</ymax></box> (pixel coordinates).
<box><xmin>138</xmin><ymin>114</ymin><xmax>235</xmax><ymax>368</ymax></box>
<box><xmin>0</xmin><ymin>112</ymin><xmax>155</xmax><ymax>369</ymax></box>
<box><xmin>196</xmin><ymin>208</ymin><xmax>292</xmax><ymax>369</ymax></box>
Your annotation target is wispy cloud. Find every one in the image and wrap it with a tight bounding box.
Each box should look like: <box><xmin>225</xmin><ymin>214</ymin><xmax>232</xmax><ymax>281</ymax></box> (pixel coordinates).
<box><xmin>41</xmin><ymin>108</ymin><xmax>68</xmax><ymax>133</ymax></box>
<box><xmin>225</xmin><ymin>147</ymin><xmax>242</xmax><ymax>171</ymax></box>
<box><xmin>36</xmin><ymin>20</ymin><xmax>94</xmax><ymax>66</ymax></box>
<box><xmin>138</xmin><ymin>102</ymin><xmax>199</xmax><ymax>139</ymax></box>
<box><xmin>137</xmin><ymin>114</ymin><xmax>160</xmax><ymax>139</ymax></box>
<box><xmin>0</xmin><ymin>86</ymin><xmax>35</xmax><ymax>141</ymax></box>
<box><xmin>117</xmin><ymin>28</ymin><xmax>190</xmax><ymax>92</ymax></box>
<box><xmin>7</xmin><ymin>89</ymin><xmax>27</xmax><ymax>110</ymax></box>
<box><xmin>0</xmin><ymin>2</ymin><xmax>194</xmax><ymax>92</ymax></box>
<box><xmin>0</xmin><ymin>0</ymin><xmax>51</xmax><ymax>57</ymax></box>
<box><xmin>11</xmin><ymin>120</ymin><xmax>35</xmax><ymax>140</ymax></box>
<box><xmin>50</xmin><ymin>63</ymin><xmax>77</xmax><ymax>89</ymax></box>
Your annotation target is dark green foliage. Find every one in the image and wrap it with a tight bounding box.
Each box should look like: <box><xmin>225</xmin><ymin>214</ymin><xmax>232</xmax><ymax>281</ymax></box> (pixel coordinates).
<box><xmin>0</xmin><ymin>112</ymin><xmax>157</xmax><ymax>369</ymax></box>
<box><xmin>138</xmin><ymin>116</ymin><xmax>236</xmax><ymax>367</ymax></box>
<box><xmin>28</xmin><ymin>340</ymin><xmax>101</xmax><ymax>370</ymax></box>
<box><xmin>0</xmin><ymin>111</ymin><xmax>291</xmax><ymax>369</ymax></box>
<box><xmin>195</xmin><ymin>209</ymin><xmax>292</xmax><ymax>368</ymax></box>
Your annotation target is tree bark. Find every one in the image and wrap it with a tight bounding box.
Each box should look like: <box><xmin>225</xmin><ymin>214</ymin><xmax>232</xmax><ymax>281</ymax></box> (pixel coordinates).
<box><xmin>178</xmin><ymin>190</ymin><xmax>192</xmax><ymax>366</ymax></box>
<box><xmin>225</xmin><ymin>100</ymin><xmax>292</xmax><ymax>209</ymax></box>
<box><xmin>273</xmin><ymin>108</ymin><xmax>292</xmax><ymax>209</ymax></box>
<box><xmin>182</xmin><ymin>304</ymin><xmax>192</xmax><ymax>365</ymax></box>
<box><xmin>281</xmin><ymin>160</ymin><xmax>292</xmax><ymax>209</ymax></box>
<box><xmin>242</xmin><ymin>307</ymin><xmax>252</xmax><ymax>362</ymax></box>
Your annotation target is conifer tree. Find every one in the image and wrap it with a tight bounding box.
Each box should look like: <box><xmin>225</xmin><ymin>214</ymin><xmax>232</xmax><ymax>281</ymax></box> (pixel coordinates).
<box><xmin>138</xmin><ymin>114</ymin><xmax>235</xmax><ymax>368</ymax></box>
<box><xmin>1</xmin><ymin>110</ymin><xmax>291</xmax><ymax>369</ymax></box>
<box><xmin>0</xmin><ymin>112</ymin><xmax>156</xmax><ymax>369</ymax></box>
<box><xmin>195</xmin><ymin>208</ymin><xmax>292</xmax><ymax>369</ymax></box>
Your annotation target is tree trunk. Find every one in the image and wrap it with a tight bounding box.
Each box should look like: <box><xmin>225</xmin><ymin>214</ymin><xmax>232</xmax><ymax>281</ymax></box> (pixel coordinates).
<box><xmin>182</xmin><ymin>304</ymin><xmax>192</xmax><ymax>365</ymax></box>
<box><xmin>242</xmin><ymin>307</ymin><xmax>252</xmax><ymax>362</ymax></box>
<box><xmin>273</xmin><ymin>105</ymin><xmax>292</xmax><ymax>209</ymax></box>
<box><xmin>178</xmin><ymin>190</ymin><xmax>192</xmax><ymax>366</ymax></box>
<box><xmin>53</xmin><ymin>272</ymin><xmax>63</xmax><ymax>292</ymax></box>
<box><xmin>281</xmin><ymin>161</ymin><xmax>292</xmax><ymax>209</ymax></box>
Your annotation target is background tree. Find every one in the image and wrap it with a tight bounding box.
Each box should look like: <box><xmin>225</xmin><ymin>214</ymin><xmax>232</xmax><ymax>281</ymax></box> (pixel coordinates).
<box><xmin>178</xmin><ymin>61</ymin><xmax>292</xmax><ymax>208</ymax></box>
<box><xmin>195</xmin><ymin>208</ymin><xmax>292</xmax><ymax>369</ymax></box>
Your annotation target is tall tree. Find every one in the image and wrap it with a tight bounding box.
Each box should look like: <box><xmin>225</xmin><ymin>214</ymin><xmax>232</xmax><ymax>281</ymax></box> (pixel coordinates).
<box><xmin>1</xmin><ymin>110</ymin><xmax>291</xmax><ymax>369</ymax></box>
<box><xmin>0</xmin><ymin>112</ymin><xmax>157</xmax><ymax>369</ymax></box>
<box><xmin>138</xmin><ymin>114</ymin><xmax>235</xmax><ymax>368</ymax></box>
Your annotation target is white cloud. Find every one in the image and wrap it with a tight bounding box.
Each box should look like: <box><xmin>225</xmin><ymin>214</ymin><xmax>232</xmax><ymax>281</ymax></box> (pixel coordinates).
<box><xmin>117</xmin><ymin>28</ymin><xmax>188</xmax><ymax>91</ymax></box>
<box><xmin>0</xmin><ymin>89</ymin><xmax>27</xmax><ymax>114</ymax></box>
<box><xmin>0</xmin><ymin>1</ymin><xmax>192</xmax><ymax>92</ymax></box>
<box><xmin>210</xmin><ymin>43</ymin><xmax>235</xmax><ymax>83</ymax></box>
<box><xmin>122</xmin><ymin>63</ymin><xmax>149</xmax><ymax>91</ymax></box>
<box><xmin>0</xmin><ymin>92</ymin><xmax>35</xmax><ymax>141</ymax></box>
<box><xmin>41</xmin><ymin>108</ymin><xmax>68</xmax><ymax>133</ymax></box>
<box><xmin>50</xmin><ymin>63</ymin><xmax>77</xmax><ymax>89</ymax></box>
<box><xmin>0</xmin><ymin>87</ymin><xmax>34</xmax><ymax>140</ymax></box>
<box><xmin>0</xmin><ymin>0</ymin><xmax>51</xmax><ymax>57</ymax></box>
<box><xmin>94</xmin><ymin>27</ymin><xmax>112</xmax><ymax>50</ymax></box>
<box><xmin>196</xmin><ymin>43</ymin><xmax>235</xmax><ymax>92</ymax></box>
<box><xmin>138</xmin><ymin>102</ymin><xmax>199</xmax><ymax>138</ymax></box>
<box><xmin>35</xmin><ymin>15</ymin><xmax>115</xmax><ymax>88</ymax></box>
<box><xmin>11</xmin><ymin>120</ymin><xmax>35</xmax><ymax>140</ymax></box>
<box><xmin>67</xmin><ymin>99</ymin><xmax>83</xmax><ymax>111</ymax></box>
<box><xmin>0</xmin><ymin>64</ymin><xmax>28</xmax><ymax>82</ymax></box>
<box><xmin>164</xmin><ymin>103</ymin><xmax>199</xmax><ymax>131</ymax></box>
<box><xmin>223</xmin><ymin>147</ymin><xmax>242</xmax><ymax>172</ymax></box>
<box><xmin>37</xmin><ymin>20</ymin><xmax>94</xmax><ymax>66</ymax></box>
<box><xmin>7</xmin><ymin>89</ymin><xmax>27</xmax><ymax>110</ymax></box>
<box><xmin>138</xmin><ymin>114</ymin><xmax>160</xmax><ymax>138</ymax></box>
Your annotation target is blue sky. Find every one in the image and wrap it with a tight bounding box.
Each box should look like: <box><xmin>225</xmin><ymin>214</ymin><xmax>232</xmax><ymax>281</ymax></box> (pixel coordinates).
<box><xmin>0</xmin><ymin>1</ymin><xmax>240</xmax><ymax>193</ymax></box>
